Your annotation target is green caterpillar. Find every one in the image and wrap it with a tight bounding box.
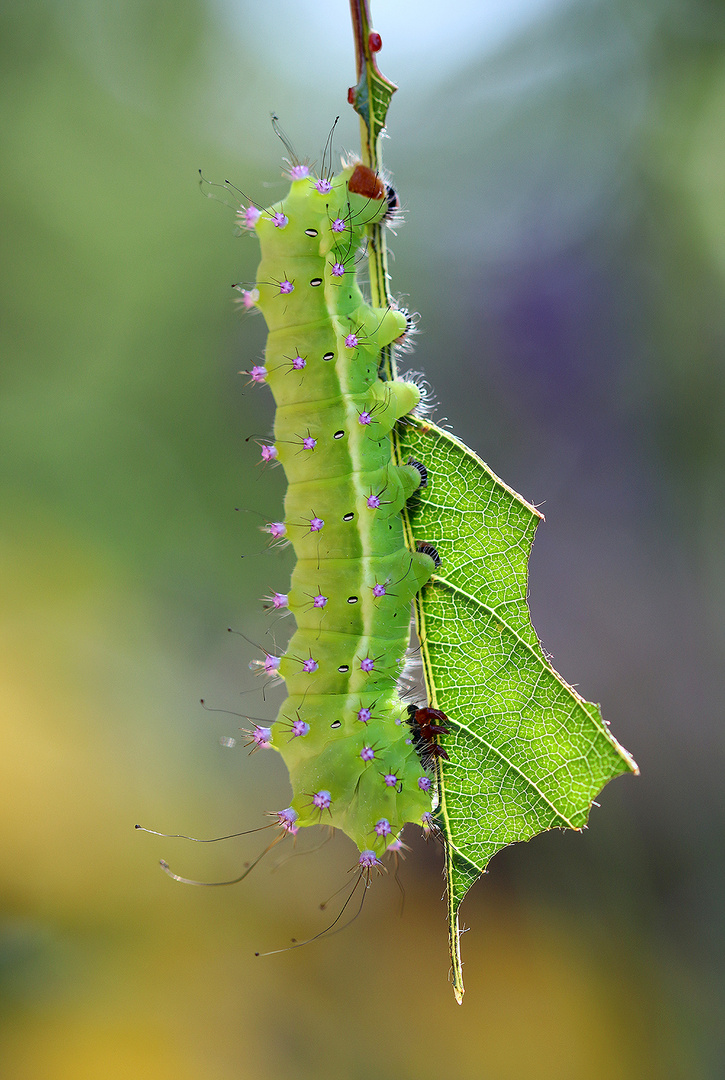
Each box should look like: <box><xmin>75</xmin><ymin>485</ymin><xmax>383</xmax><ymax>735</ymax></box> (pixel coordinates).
<box><xmin>241</xmin><ymin>160</ymin><xmax>437</xmax><ymax>861</ymax></box>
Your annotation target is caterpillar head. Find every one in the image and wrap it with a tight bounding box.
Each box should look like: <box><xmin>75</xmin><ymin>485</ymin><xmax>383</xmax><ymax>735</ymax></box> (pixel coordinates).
<box><xmin>347</xmin><ymin>163</ymin><xmax>386</xmax><ymax>202</ymax></box>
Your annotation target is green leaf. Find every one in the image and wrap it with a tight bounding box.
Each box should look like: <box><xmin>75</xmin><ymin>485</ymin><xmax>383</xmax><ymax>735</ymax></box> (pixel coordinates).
<box><xmin>397</xmin><ymin>417</ymin><xmax>638</xmax><ymax>1001</ymax></box>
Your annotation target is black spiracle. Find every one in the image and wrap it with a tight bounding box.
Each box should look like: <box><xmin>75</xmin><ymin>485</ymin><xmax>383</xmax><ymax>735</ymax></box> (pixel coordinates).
<box><xmin>407</xmin><ymin>458</ymin><xmax>428</xmax><ymax>488</ymax></box>
<box><xmin>416</xmin><ymin>542</ymin><xmax>441</xmax><ymax>568</ymax></box>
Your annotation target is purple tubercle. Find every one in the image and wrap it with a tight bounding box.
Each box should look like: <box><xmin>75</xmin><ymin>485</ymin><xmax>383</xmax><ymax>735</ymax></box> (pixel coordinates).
<box><xmin>292</xmin><ymin>354</ymin><xmax>306</xmax><ymax>370</ymax></box>
<box><xmin>309</xmin><ymin>516</ymin><xmax>324</xmax><ymax>532</ymax></box>
<box><xmin>242</xmin><ymin>205</ymin><xmax>261</xmax><ymax>229</ymax></box>
<box><xmin>313</xmin><ymin>790</ymin><xmax>332</xmax><ymax>810</ymax></box>
<box><xmin>374</xmin><ymin>818</ymin><xmax>392</xmax><ymax>838</ymax></box>
<box><xmin>263</xmin><ymin>655</ymin><xmax>281</xmax><ymax>675</ymax></box>
<box><xmin>359</xmin><ymin>849</ymin><xmax>381</xmax><ymax>868</ymax></box>
<box><xmin>302</xmin><ymin>657</ymin><xmax>319</xmax><ymax>673</ymax></box>
<box><xmin>279</xmin><ymin>279</ymin><xmax>294</xmax><ymax>295</ymax></box>
<box><xmin>260</xmin><ymin>444</ymin><xmax>277</xmax><ymax>462</ymax></box>
<box><xmin>372</xmin><ymin>583</ymin><xmax>386</xmax><ymax>598</ymax></box>
<box><xmin>273</xmin><ymin>211</ymin><xmax>288</xmax><ymax>228</ymax></box>
<box><xmin>312</xmin><ymin>594</ymin><xmax>328</xmax><ymax>609</ymax></box>
<box><xmin>289</xmin><ymin>165</ymin><xmax>310</xmax><ymax>180</ymax></box>
<box><xmin>302</xmin><ymin>436</ymin><xmax>317</xmax><ymax>451</ymax></box>
<box><xmin>418</xmin><ymin>776</ymin><xmax>432</xmax><ymax>792</ymax></box>
<box><xmin>331</xmin><ymin>262</ymin><xmax>345</xmax><ymax>278</ymax></box>
<box><xmin>248</xmin><ymin>365</ymin><xmax>267</xmax><ymax>383</ymax></box>
<box><xmin>383</xmin><ymin>773</ymin><xmax>398</xmax><ymax>787</ymax></box>
<box><xmin>386</xmin><ymin>838</ymin><xmax>404</xmax><ymax>853</ymax></box>
<box><xmin>360</xmin><ymin>746</ymin><xmax>375</xmax><ymax>762</ymax></box>
<box><xmin>276</xmin><ymin>807</ymin><xmax>299</xmax><ymax>834</ymax></box>
<box><xmin>358</xmin><ymin>412</ymin><xmax>372</xmax><ymax>426</ymax></box>
<box><xmin>366</xmin><ymin>494</ymin><xmax>381</xmax><ymax>509</ymax></box>
<box><xmin>357</xmin><ymin>707</ymin><xmax>371</xmax><ymax>723</ymax></box>
<box><xmin>360</xmin><ymin>657</ymin><xmax>375</xmax><ymax>672</ymax></box>
<box><xmin>316</xmin><ymin>178</ymin><xmax>332</xmax><ymax>194</ymax></box>
<box><xmin>345</xmin><ymin>333</ymin><xmax>358</xmax><ymax>349</ymax></box>
<box><xmin>265</xmin><ymin>521</ymin><xmax>286</xmax><ymax>539</ymax></box>
<box><xmin>332</xmin><ymin>217</ymin><xmax>345</xmax><ymax>233</ymax></box>
<box><xmin>251</xmin><ymin>726</ymin><xmax>273</xmax><ymax>748</ymax></box>
<box><xmin>270</xmin><ymin>592</ymin><xmax>288</xmax><ymax>609</ymax></box>
<box><xmin>291</xmin><ymin>719</ymin><xmax>310</xmax><ymax>738</ymax></box>
<box><xmin>239</xmin><ymin>288</ymin><xmax>259</xmax><ymax>309</ymax></box>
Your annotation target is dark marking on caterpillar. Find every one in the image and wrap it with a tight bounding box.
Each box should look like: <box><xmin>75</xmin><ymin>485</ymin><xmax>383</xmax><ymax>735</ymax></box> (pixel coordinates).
<box><xmin>416</xmin><ymin>542</ymin><xmax>441</xmax><ymax>568</ymax></box>
<box><xmin>407</xmin><ymin>459</ymin><xmax>428</xmax><ymax>488</ymax></box>
<box><xmin>385</xmin><ymin>184</ymin><xmax>399</xmax><ymax>217</ymax></box>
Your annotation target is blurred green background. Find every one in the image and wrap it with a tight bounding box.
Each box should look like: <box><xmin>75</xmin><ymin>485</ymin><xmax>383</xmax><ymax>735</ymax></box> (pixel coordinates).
<box><xmin>1</xmin><ymin>0</ymin><xmax>724</xmax><ymax>1076</ymax></box>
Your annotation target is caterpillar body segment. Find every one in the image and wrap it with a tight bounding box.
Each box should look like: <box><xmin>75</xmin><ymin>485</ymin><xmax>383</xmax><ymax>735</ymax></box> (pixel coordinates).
<box><xmin>248</xmin><ymin>164</ymin><xmax>436</xmax><ymax>854</ymax></box>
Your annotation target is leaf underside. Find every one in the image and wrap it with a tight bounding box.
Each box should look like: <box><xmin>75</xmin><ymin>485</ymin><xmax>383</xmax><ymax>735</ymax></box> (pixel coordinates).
<box><xmin>398</xmin><ymin>417</ymin><xmax>638</xmax><ymax>915</ymax></box>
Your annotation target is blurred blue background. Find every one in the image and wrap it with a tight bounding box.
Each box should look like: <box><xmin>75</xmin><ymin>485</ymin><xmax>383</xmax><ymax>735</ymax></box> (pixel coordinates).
<box><xmin>1</xmin><ymin>0</ymin><xmax>723</xmax><ymax>1076</ymax></box>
